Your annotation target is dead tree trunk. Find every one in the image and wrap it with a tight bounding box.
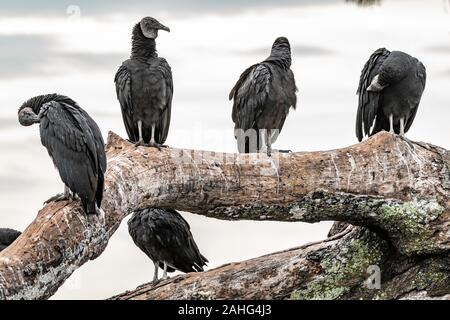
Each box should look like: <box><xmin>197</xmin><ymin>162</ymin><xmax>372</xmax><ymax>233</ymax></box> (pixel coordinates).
<box><xmin>0</xmin><ymin>132</ymin><xmax>448</xmax><ymax>299</ymax></box>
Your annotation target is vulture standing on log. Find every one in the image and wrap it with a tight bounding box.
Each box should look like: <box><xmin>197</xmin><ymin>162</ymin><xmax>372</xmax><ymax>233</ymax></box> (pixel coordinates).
<box><xmin>229</xmin><ymin>36</ymin><xmax>297</xmax><ymax>155</ymax></box>
<box><xmin>18</xmin><ymin>94</ymin><xmax>107</xmax><ymax>215</ymax></box>
<box><xmin>0</xmin><ymin>228</ymin><xmax>21</xmax><ymax>252</ymax></box>
<box><xmin>128</xmin><ymin>208</ymin><xmax>208</xmax><ymax>282</ymax></box>
<box><xmin>115</xmin><ymin>16</ymin><xmax>173</xmax><ymax>148</ymax></box>
<box><xmin>356</xmin><ymin>48</ymin><xmax>426</xmax><ymax>141</ymax></box>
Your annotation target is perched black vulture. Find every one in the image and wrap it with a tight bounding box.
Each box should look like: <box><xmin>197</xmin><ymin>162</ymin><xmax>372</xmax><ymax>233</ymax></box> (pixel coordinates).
<box><xmin>356</xmin><ymin>48</ymin><xmax>426</xmax><ymax>141</ymax></box>
<box><xmin>128</xmin><ymin>208</ymin><xmax>208</xmax><ymax>282</ymax></box>
<box><xmin>115</xmin><ymin>17</ymin><xmax>173</xmax><ymax>148</ymax></box>
<box><xmin>229</xmin><ymin>37</ymin><xmax>297</xmax><ymax>155</ymax></box>
<box><xmin>0</xmin><ymin>228</ymin><xmax>21</xmax><ymax>252</ymax></box>
<box><xmin>18</xmin><ymin>94</ymin><xmax>107</xmax><ymax>215</ymax></box>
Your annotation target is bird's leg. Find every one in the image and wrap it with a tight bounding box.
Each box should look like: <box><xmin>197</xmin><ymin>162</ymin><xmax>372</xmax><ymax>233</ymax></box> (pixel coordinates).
<box><xmin>152</xmin><ymin>261</ymin><xmax>159</xmax><ymax>283</ymax></box>
<box><xmin>44</xmin><ymin>186</ymin><xmax>71</xmax><ymax>204</ymax></box>
<box><xmin>149</xmin><ymin>124</ymin><xmax>159</xmax><ymax>150</ymax></box>
<box><xmin>150</xmin><ymin>124</ymin><xmax>156</xmax><ymax>145</ymax></box>
<box><xmin>147</xmin><ymin>124</ymin><xmax>168</xmax><ymax>150</ymax></box>
<box><xmin>68</xmin><ymin>187</ymin><xmax>77</xmax><ymax>201</ymax></box>
<box><xmin>389</xmin><ymin>114</ymin><xmax>394</xmax><ymax>134</ymax></box>
<box><xmin>65</xmin><ymin>186</ymin><xmax>71</xmax><ymax>199</ymax></box>
<box><xmin>399</xmin><ymin>118</ymin><xmax>405</xmax><ymax>136</ymax></box>
<box><xmin>162</xmin><ymin>262</ymin><xmax>168</xmax><ymax>280</ymax></box>
<box><xmin>268</xmin><ymin>130</ymin><xmax>292</xmax><ymax>153</ymax></box>
<box><xmin>266</xmin><ymin>129</ymin><xmax>272</xmax><ymax>157</ymax></box>
<box><xmin>134</xmin><ymin>121</ymin><xmax>146</xmax><ymax>147</ymax></box>
<box><xmin>259</xmin><ymin>129</ymin><xmax>267</xmax><ymax>154</ymax></box>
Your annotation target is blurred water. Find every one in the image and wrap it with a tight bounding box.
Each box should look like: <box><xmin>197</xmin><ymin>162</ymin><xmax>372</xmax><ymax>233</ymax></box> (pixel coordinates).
<box><xmin>0</xmin><ymin>0</ymin><xmax>449</xmax><ymax>299</ymax></box>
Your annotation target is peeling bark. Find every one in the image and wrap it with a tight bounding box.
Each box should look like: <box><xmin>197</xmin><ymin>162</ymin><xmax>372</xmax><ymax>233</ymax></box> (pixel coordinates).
<box><xmin>0</xmin><ymin>132</ymin><xmax>448</xmax><ymax>299</ymax></box>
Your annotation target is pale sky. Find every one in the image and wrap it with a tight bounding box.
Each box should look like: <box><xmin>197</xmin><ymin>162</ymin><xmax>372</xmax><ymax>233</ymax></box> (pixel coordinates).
<box><xmin>0</xmin><ymin>0</ymin><xmax>449</xmax><ymax>299</ymax></box>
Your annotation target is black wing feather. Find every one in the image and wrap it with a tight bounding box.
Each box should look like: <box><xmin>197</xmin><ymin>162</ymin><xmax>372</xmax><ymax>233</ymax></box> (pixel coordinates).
<box><xmin>404</xmin><ymin>61</ymin><xmax>426</xmax><ymax>133</ymax></box>
<box><xmin>230</xmin><ymin>63</ymin><xmax>271</xmax><ymax>132</ymax></box>
<box><xmin>78</xmin><ymin>108</ymin><xmax>106</xmax><ymax>206</ymax></box>
<box><xmin>149</xmin><ymin>209</ymin><xmax>207</xmax><ymax>273</ymax></box>
<box><xmin>115</xmin><ymin>64</ymin><xmax>137</xmax><ymax>141</ymax></box>
<box><xmin>356</xmin><ymin>48</ymin><xmax>391</xmax><ymax>141</ymax></box>
<box><xmin>156</xmin><ymin>58</ymin><xmax>173</xmax><ymax>144</ymax></box>
<box><xmin>40</xmin><ymin>102</ymin><xmax>103</xmax><ymax>211</ymax></box>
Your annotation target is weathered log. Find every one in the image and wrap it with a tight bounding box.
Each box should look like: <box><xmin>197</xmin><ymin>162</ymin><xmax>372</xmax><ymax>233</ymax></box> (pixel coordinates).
<box><xmin>111</xmin><ymin>226</ymin><xmax>449</xmax><ymax>300</ymax></box>
<box><xmin>0</xmin><ymin>131</ymin><xmax>448</xmax><ymax>299</ymax></box>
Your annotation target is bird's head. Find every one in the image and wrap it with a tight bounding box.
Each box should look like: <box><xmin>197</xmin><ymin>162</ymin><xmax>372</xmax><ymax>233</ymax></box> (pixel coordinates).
<box><xmin>139</xmin><ymin>17</ymin><xmax>170</xmax><ymax>39</ymax></box>
<box><xmin>271</xmin><ymin>37</ymin><xmax>291</xmax><ymax>56</ymax></box>
<box><xmin>18</xmin><ymin>106</ymin><xmax>39</xmax><ymax>127</ymax></box>
<box><xmin>18</xmin><ymin>94</ymin><xmax>68</xmax><ymax>127</ymax></box>
<box><xmin>267</xmin><ymin>37</ymin><xmax>292</xmax><ymax>69</ymax></box>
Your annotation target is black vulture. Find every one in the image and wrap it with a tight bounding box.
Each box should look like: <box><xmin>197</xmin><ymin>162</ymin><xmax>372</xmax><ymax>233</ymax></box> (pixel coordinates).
<box><xmin>115</xmin><ymin>17</ymin><xmax>173</xmax><ymax>148</ymax></box>
<box><xmin>356</xmin><ymin>48</ymin><xmax>426</xmax><ymax>141</ymax></box>
<box><xmin>229</xmin><ymin>37</ymin><xmax>297</xmax><ymax>155</ymax></box>
<box><xmin>128</xmin><ymin>208</ymin><xmax>208</xmax><ymax>282</ymax></box>
<box><xmin>0</xmin><ymin>228</ymin><xmax>21</xmax><ymax>252</ymax></box>
<box><xmin>18</xmin><ymin>94</ymin><xmax>107</xmax><ymax>215</ymax></box>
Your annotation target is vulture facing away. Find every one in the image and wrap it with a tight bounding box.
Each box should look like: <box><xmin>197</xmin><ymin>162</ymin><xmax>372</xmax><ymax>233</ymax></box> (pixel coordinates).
<box><xmin>229</xmin><ymin>36</ymin><xmax>297</xmax><ymax>155</ymax></box>
<box><xmin>18</xmin><ymin>94</ymin><xmax>107</xmax><ymax>215</ymax></box>
<box><xmin>115</xmin><ymin>16</ymin><xmax>173</xmax><ymax>148</ymax></box>
<box><xmin>128</xmin><ymin>208</ymin><xmax>208</xmax><ymax>282</ymax></box>
<box><xmin>0</xmin><ymin>228</ymin><xmax>21</xmax><ymax>252</ymax></box>
<box><xmin>356</xmin><ymin>48</ymin><xmax>426</xmax><ymax>141</ymax></box>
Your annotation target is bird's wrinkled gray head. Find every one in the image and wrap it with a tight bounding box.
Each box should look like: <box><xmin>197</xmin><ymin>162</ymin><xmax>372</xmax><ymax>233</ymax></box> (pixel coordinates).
<box><xmin>18</xmin><ymin>107</ymin><xmax>39</xmax><ymax>126</ymax></box>
<box><xmin>139</xmin><ymin>17</ymin><xmax>170</xmax><ymax>39</ymax></box>
<box><xmin>18</xmin><ymin>94</ymin><xmax>69</xmax><ymax>127</ymax></box>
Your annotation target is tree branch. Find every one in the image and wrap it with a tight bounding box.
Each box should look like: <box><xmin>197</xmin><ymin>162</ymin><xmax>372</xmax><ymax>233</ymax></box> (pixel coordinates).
<box><xmin>0</xmin><ymin>132</ymin><xmax>448</xmax><ymax>299</ymax></box>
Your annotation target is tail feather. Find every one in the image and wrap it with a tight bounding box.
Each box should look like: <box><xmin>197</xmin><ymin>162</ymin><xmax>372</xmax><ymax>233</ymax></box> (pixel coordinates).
<box><xmin>83</xmin><ymin>200</ymin><xmax>98</xmax><ymax>215</ymax></box>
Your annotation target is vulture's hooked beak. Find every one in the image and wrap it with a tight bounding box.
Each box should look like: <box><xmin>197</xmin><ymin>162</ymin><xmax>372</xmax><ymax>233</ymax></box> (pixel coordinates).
<box><xmin>367</xmin><ymin>74</ymin><xmax>387</xmax><ymax>92</ymax></box>
<box><xmin>157</xmin><ymin>23</ymin><xmax>170</xmax><ymax>32</ymax></box>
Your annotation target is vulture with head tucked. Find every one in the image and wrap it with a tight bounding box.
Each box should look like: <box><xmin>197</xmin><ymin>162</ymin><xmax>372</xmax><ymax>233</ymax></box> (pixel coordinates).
<box><xmin>128</xmin><ymin>208</ymin><xmax>208</xmax><ymax>282</ymax></box>
<box><xmin>18</xmin><ymin>94</ymin><xmax>107</xmax><ymax>215</ymax></box>
<box><xmin>356</xmin><ymin>48</ymin><xmax>426</xmax><ymax>141</ymax></box>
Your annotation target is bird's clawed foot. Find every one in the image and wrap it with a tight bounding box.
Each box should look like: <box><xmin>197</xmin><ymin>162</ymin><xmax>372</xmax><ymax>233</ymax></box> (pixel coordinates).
<box><xmin>262</xmin><ymin>148</ymin><xmax>292</xmax><ymax>156</ymax></box>
<box><xmin>44</xmin><ymin>193</ymin><xmax>71</xmax><ymax>205</ymax></box>
<box><xmin>148</xmin><ymin>141</ymin><xmax>168</xmax><ymax>151</ymax></box>
<box><xmin>277</xmin><ymin>149</ymin><xmax>292</xmax><ymax>154</ymax></box>
<box><xmin>134</xmin><ymin>140</ymin><xmax>168</xmax><ymax>150</ymax></box>
<box><xmin>134</xmin><ymin>140</ymin><xmax>148</xmax><ymax>148</ymax></box>
<box><xmin>398</xmin><ymin>134</ymin><xmax>409</xmax><ymax>141</ymax></box>
<box><xmin>398</xmin><ymin>134</ymin><xmax>416</xmax><ymax>149</ymax></box>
